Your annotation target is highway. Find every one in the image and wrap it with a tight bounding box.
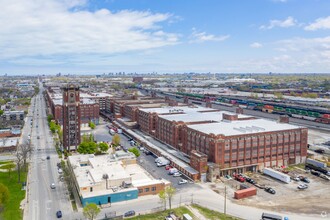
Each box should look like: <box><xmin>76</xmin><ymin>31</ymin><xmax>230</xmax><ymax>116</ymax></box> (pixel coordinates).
<box><xmin>24</xmin><ymin>82</ymin><xmax>72</xmax><ymax>220</ymax></box>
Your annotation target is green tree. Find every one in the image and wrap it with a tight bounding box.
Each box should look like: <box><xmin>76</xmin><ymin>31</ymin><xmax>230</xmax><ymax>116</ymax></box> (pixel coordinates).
<box><xmin>0</xmin><ymin>110</ymin><xmax>3</xmax><ymax>116</ymax></box>
<box><xmin>158</xmin><ymin>189</ymin><xmax>167</xmax><ymax>210</ymax></box>
<box><xmin>112</xmin><ymin>134</ymin><xmax>121</xmax><ymax>146</ymax></box>
<box><xmin>89</xmin><ymin>133</ymin><xmax>94</xmax><ymax>142</ymax></box>
<box><xmin>128</xmin><ymin>147</ymin><xmax>140</xmax><ymax>157</ymax></box>
<box><xmin>89</xmin><ymin>122</ymin><xmax>96</xmax><ymax>129</ymax></box>
<box><xmin>0</xmin><ymin>183</ymin><xmax>9</xmax><ymax>209</ymax></box>
<box><xmin>77</xmin><ymin>142</ymin><xmax>97</xmax><ymax>154</ymax></box>
<box><xmin>165</xmin><ymin>186</ymin><xmax>176</xmax><ymax>210</ymax></box>
<box><xmin>98</xmin><ymin>142</ymin><xmax>109</xmax><ymax>152</ymax></box>
<box><xmin>47</xmin><ymin>114</ymin><xmax>54</xmax><ymax>123</ymax></box>
<box><xmin>83</xmin><ymin>203</ymin><xmax>100</xmax><ymax>220</ymax></box>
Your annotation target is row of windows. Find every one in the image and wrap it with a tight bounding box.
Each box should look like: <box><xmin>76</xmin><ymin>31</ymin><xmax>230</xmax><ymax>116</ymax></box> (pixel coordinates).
<box><xmin>138</xmin><ymin>186</ymin><xmax>156</xmax><ymax>193</ymax></box>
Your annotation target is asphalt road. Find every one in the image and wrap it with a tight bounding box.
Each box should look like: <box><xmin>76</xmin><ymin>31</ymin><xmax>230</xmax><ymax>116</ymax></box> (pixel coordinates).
<box><xmin>24</xmin><ymin>83</ymin><xmax>71</xmax><ymax>220</ymax></box>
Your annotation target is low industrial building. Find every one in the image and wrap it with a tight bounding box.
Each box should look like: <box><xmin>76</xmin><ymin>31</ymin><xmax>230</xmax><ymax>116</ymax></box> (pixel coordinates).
<box><xmin>68</xmin><ymin>151</ymin><xmax>170</xmax><ymax>206</ymax></box>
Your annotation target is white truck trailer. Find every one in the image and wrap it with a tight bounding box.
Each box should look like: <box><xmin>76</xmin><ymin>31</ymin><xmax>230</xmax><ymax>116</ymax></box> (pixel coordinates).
<box><xmin>306</xmin><ymin>158</ymin><xmax>327</xmax><ymax>168</ymax></box>
<box><xmin>263</xmin><ymin>168</ymin><xmax>291</xmax><ymax>183</ymax></box>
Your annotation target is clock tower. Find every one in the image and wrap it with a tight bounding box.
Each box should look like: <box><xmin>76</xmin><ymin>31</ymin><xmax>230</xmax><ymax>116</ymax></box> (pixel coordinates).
<box><xmin>62</xmin><ymin>84</ymin><xmax>81</xmax><ymax>151</ymax></box>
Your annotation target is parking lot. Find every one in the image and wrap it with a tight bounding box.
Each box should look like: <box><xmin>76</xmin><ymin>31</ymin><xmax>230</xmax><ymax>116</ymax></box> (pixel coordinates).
<box><xmin>210</xmin><ymin>167</ymin><xmax>330</xmax><ymax>215</ymax></box>
<box><xmin>137</xmin><ymin>149</ymin><xmax>201</xmax><ymax>191</ymax></box>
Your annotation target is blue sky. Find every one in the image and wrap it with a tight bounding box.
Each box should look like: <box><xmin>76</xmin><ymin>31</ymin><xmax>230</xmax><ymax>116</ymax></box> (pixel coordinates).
<box><xmin>1</xmin><ymin>0</ymin><xmax>330</xmax><ymax>74</ymax></box>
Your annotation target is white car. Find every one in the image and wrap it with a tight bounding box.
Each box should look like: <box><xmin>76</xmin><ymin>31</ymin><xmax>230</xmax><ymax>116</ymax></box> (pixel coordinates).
<box><xmin>173</xmin><ymin>172</ymin><xmax>182</xmax><ymax>177</ymax></box>
<box><xmin>178</xmin><ymin>179</ymin><xmax>188</xmax><ymax>185</ymax></box>
<box><xmin>297</xmin><ymin>184</ymin><xmax>308</xmax><ymax>190</ymax></box>
<box><xmin>50</xmin><ymin>183</ymin><xmax>56</xmax><ymax>189</ymax></box>
<box><xmin>58</xmin><ymin>169</ymin><xmax>63</xmax><ymax>174</ymax></box>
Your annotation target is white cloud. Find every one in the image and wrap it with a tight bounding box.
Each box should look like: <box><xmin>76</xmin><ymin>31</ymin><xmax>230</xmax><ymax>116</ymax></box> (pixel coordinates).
<box><xmin>0</xmin><ymin>0</ymin><xmax>179</xmax><ymax>64</ymax></box>
<box><xmin>250</xmin><ymin>42</ymin><xmax>263</xmax><ymax>48</ymax></box>
<box><xmin>305</xmin><ymin>16</ymin><xmax>330</xmax><ymax>31</ymax></box>
<box><xmin>260</xmin><ymin>16</ymin><xmax>297</xmax><ymax>30</ymax></box>
<box><xmin>190</xmin><ymin>28</ymin><xmax>229</xmax><ymax>43</ymax></box>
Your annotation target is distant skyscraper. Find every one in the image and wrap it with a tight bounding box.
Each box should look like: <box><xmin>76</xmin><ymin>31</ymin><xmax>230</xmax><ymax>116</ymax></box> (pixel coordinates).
<box><xmin>62</xmin><ymin>84</ymin><xmax>81</xmax><ymax>151</ymax></box>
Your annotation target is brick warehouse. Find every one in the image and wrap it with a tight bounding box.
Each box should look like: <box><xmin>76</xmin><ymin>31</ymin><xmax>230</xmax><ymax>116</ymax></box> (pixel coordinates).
<box><xmin>109</xmin><ymin>99</ymin><xmax>308</xmax><ymax>177</ymax></box>
<box><xmin>182</xmin><ymin>114</ymin><xmax>308</xmax><ymax>176</ymax></box>
<box><xmin>45</xmin><ymin>85</ymin><xmax>100</xmax><ymax>126</ymax></box>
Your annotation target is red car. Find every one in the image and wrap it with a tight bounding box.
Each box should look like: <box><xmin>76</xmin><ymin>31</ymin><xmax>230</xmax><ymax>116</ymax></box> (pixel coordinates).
<box><xmin>233</xmin><ymin>173</ymin><xmax>246</xmax><ymax>182</ymax></box>
<box><xmin>165</xmin><ymin>165</ymin><xmax>173</xmax><ymax>170</ymax></box>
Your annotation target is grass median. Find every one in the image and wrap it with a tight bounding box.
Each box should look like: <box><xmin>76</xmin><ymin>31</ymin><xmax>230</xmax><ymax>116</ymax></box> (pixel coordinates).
<box><xmin>192</xmin><ymin>204</ymin><xmax>240</xmax><ymax>220</ymax></box>
<box><xmin>129</xmin><ymin>206</ymin><xmax>195</xmax><ymax>220</ymax></box>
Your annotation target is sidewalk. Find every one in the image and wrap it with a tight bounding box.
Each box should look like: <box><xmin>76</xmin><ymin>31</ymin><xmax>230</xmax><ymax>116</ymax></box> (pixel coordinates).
<box><xmin>186</xmin><ymin>205</ymin><xmax>207</xmax><ymax>220</ymax></box>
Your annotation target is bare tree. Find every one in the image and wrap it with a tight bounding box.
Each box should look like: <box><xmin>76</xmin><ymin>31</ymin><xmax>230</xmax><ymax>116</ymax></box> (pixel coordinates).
<box><xmin>20</xmin><ymin>142</ymin><xmax>32</xmax><ymax>172</ymax></box>
<box><xmin>15</xmin><ymin>149</ymin><xmax>24</xmax><ymax>183</ymax></box>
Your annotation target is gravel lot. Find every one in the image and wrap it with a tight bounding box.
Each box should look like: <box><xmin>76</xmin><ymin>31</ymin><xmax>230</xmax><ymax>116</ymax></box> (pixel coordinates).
<box><xmin>210</xmin><ymin>167</ymin><xmax>330</xmax><ymax>215</ymax></box>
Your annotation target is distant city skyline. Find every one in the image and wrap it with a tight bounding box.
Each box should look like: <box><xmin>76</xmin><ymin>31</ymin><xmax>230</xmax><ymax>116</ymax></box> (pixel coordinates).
<box><xmin>1</xmin><ymin>0</ymin><xmax>330</xmax><ymax>74</ymax></box>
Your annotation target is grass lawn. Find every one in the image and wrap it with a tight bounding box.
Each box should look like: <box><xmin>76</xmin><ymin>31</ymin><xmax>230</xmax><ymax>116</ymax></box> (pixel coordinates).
<box><xmin>129</xmin><ymin>206</ymin><xmax>195</xmax><ymax>220</ymax></box>
<box><xmin>192</xmin><ymin>204</ymin><xmax>240</xmax><ymax>220</ymax></box>
<box><xmin>0</xmin><ymin>169</ymin><xmax>27</xmax><ymax>220</ymax></box>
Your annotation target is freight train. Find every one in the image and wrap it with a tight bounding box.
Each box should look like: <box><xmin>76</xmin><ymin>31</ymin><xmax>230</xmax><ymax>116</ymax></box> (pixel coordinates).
<box><xmin>173</xmin><ymin>92</ymin><xmax>330</xmax><ymax>124</ymax></box>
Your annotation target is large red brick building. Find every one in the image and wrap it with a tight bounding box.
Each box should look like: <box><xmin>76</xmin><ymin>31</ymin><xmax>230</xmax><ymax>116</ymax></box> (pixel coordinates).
<box><xmin>108</xmin><ymin>97</ymin><xmax>308</xmax><ymax>177</ymax></box>
<box><xmin>45</xmin><ymin>87</ymin><xmax>100</xmax><ymax>125</ymax></box>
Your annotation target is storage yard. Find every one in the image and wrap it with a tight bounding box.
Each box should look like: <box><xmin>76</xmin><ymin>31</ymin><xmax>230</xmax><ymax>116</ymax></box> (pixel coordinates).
<box><xmin>209</xmin><ymin>165</ymin><xmax>330</xmax><ymax>214</ymax></box>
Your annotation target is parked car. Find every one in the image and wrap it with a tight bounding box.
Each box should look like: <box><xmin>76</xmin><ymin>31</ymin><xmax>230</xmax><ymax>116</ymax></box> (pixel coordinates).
<box><xmin>297</xmin><ymin>184</ymin><xmax>308</xmax><ymax>190</ymax></box>
<box><xmin>320</xmin><ymin>174</ymin><xmax>330</xmax><ymax>181</ymax></box>
<box><xmin>165</xmin><ymin>165</ymin><xmax>173</xmax><ymax>170</ymax></box>
<box><xmin>233</xmin><ymin>173</ymin><xmax>245</xmax><ymax>182</ymax></box>
<box><xmin>50</xmin><ymin>183</ymin><xmax>56</xmax><ymax>189</ymax></box>
<box><xmin>315</xmin><ymin>149</ymin><xmax>325</xmax><ymax>154</ymax></box>
<box><xmin>178</xmin><ymin>179</ymin><xmax>188</xmax><ymax>185</ymax></box>
<box><xmin>37</xmin><ymin>136</ymin><xmax>40</xmax><ymax>139</ymax></box>
<box><xmin>264</xmin><ymin>187</ymin><xmax>276</xmax><ymax>194</ymax></box>
<box><xmin>56</xmin><ymin>210</ymin><xmax>62</xmax><ymax>218</ymax></box>
<box><xmin>224</xmin><ymin>175</ymin><xmax>232</xmax><ymax>180</ymax></box>
<box><xmin>58</xmin><ymin>169</ymin><xmax>63</xmax><ymax>174</ymax></box>
<box><xmin>46</xmin><ymin>156</ymin><xmax>50</xmax><ymax>160</ymax></box>
<box><xmin>124</xmin><ymin>210</ymin><xmax>135</xmax><ymax>217</ymax></box>
<box><xmin>291</xmin><ymin>177</ymin><xmax>300</xmax><ymax>182</ymax></box>
<box><xmin>246</xmin><ymin>178</ymin><xmax>255</xmax><ymax>184</ymax></box>
<box><xmin>299</xmin><ymin>176</ymin><xmax>310</xmax><ymax>183</ymax></box>
<box><xmin>311</xmin><ymin>170</ymin><xmax>321</xmax><ymax>176</ymax></box>
<box><xmin>145</xmin><ymin>150</ymin><xmax>152</xmax><ymax>155</ymax></box>
<box><xmin>173</xmin><ymin>172</ymin><xmax>182</xmax><ymax>177</ymax></box>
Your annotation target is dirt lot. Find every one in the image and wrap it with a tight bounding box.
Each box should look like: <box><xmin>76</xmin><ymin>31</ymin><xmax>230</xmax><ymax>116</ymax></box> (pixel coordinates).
<box><xmin>210</xmin><ymin>167</ymin><xmax>330</xmax><ymax>215</ymax></box>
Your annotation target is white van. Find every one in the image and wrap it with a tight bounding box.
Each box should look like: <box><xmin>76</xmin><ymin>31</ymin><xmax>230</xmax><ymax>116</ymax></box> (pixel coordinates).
<box><xmin>109</xmin><ymin>129</ymin><xmax>115</xmax><ymax>135</ymax></box>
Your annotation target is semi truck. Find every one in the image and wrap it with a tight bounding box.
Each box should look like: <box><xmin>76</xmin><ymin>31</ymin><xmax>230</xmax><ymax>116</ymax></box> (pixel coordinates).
<box><xmin>263</xmin><ymin>168</ymin><xmax>291</xmax><ymax>183</ymax></box>
<box><xmin>306</xmin><ymin>158</ymin><xmax>327</xmax><ymax>168</ymax></box>
<box><xmin>306</xmin><ymin>158</ymin><xmax>330</xmax><ymax>175</ymax></box>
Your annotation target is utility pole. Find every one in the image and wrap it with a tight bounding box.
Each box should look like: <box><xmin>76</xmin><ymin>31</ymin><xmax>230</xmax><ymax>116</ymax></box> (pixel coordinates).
<box><xmin>191</xmin><ymin>193</ymin><xmax>194</xmax><ymax>204</ymax></box>
<box><xmin>224</xmin><ymin>185</ymin><xmax>227</xmax><ymax>215</ymax></box>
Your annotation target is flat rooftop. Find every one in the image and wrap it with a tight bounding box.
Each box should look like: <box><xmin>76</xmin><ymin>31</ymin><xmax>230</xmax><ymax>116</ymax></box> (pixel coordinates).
<box><xmin>158</xmin><ymin>111</ymin><xmax>251</xmax><ymax>123</ymax></box>
<box><xmin>68</xmin><ymin>153</ymin><xmax>169</xmax><ymax>197</ymax></box>
<box><xmin>187</xmin><ymin>118</ymin><xmax>302</xmax><ymax>136</ymax></box>
<box><xmin>139</xmin><ymin>105</ymin><xmax>213</xmax><ymax>114</ymax></box>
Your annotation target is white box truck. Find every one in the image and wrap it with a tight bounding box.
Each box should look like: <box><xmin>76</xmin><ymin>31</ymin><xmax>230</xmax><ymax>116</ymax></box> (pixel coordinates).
<box><xmin>263</xmin><ymin>168</ymin><xmax>291</xmax><ymax>183</ymax></box>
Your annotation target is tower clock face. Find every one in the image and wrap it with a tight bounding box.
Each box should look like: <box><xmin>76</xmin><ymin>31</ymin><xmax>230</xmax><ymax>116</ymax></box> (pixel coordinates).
<box><xmin>69</xmin><ymin>92</ymin><xmax>75</xmax><ymax>103</ymax></box>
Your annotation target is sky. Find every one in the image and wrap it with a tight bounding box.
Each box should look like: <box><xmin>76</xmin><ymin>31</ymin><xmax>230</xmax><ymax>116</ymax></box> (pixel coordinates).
<box><xmin>1</xmin><ymin>0</ymin><xmax>330</xmax><ymax>74</ymax></box>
